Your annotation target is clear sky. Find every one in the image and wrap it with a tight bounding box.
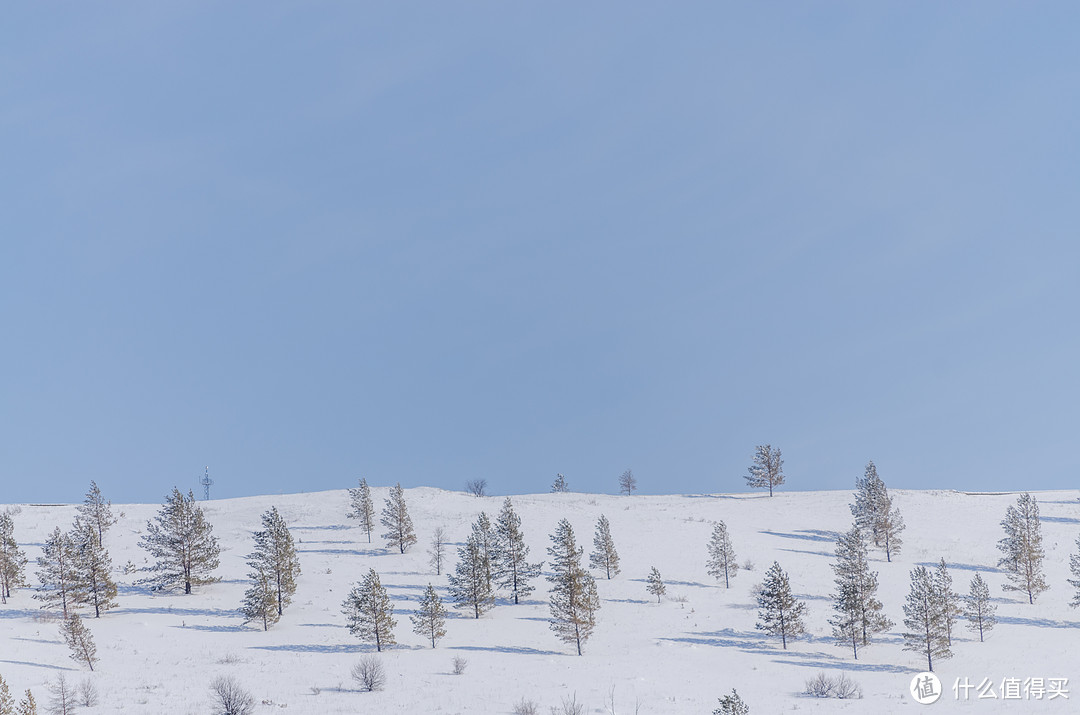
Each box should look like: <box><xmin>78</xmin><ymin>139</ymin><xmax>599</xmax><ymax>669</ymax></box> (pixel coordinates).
<box><xmin>3</xmin><ymin>3</ymin><xmax>1079</xmax><ymax>503</ymax></box>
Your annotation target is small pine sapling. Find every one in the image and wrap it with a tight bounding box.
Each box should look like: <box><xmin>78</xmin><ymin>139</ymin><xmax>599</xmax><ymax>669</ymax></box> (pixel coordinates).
<box><xmin>428</xmin><ymin>527</ymin><xmax>448</xmax><ymax>576</ymax></box>
<box><xmin>410</xmin><ymin>584</ymin><xmax>447</xmax><ymax>648</ymax></box>
<box><xmin>964</xmin><ymin>573</ymin><xmax>996</xmax><ymax>642</ymax></box>
<box><xmin>932</xmin><ymin>559</ymin><xmax>960</xmax><ymax>646</ymax></box>
<box><xmin>589</xmin><ymin>515</ymin><xmax>620</xmax><ymax>579</ymax></box>
<box><xmin>646</xmin><ymin>567</ymin><xmax>665</xmax><ymax>603</ymax></box>
<box><xmin>16</xmin><ymin>690</ymin><xmax>36</xmax><ymax>715</ymax></box>
<box><xmin>61</xmin><ymin>613</ymin><xmax>97</xmax><ymax>670</ymax></box>
<box><xmin>755</xmin><ymin>561</ymin><xmax>807</xmax><ymax>649</ymax></box>
<box><xmin>706</xmin><ymin>521</ymin><xmax>738</xmax><ymax>588</ymax></box>
<box><xmin>551</xmin><ymin>474</ymin><xmax>569</xmax><ymax>493</ymax></box>
<box><xmin>346</xmin><ymin>478</ymin><xmax>376</xmax><ymax>543</ymax></box>
<box><xmin>713</xmin><ymin>689</ymin><xmax>750</xmax><ymax>715</ymax></box>
<box><xmin>34</xmin><ymin>527</ymin><xmax>78</xmax><ymax>618</ymax></box>
<box><xmin>0</xmin><ymin>674</ymin><xmax>13</xmax><ymax>715</ymax></box>
<box><xmin>380</xmin><ymin>484</ymin><xmax>417</xmax><ymax>554</ymax></box>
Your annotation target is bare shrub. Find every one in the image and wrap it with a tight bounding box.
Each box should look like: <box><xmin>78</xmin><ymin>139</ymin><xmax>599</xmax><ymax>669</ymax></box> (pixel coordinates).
<box><xmin>741</xmin><ymin>559</ymin><xmax>754</xmax><ymax>572</ymax></box>
<box><xmin>513</xmin><ymin>698</ymin><xmax>540</xmax><ymax>715</ymax></box>
<box><xmin>451</xmin><ymin>655</ymin><xmax>468</xmax><ymax>675</ymax></box>
<box><xmin>217</xmin><ymin>652</ymin><xmax>242</xmax><ymax>665</ymax></box>
<box><xmin>804</xmin><ymin>672</ymin><xmax>861</xmax><ymax>700</ymax></box>
<box><xmin>78</xmin><ymin>678</ymin><xmax>99</xmax><ymax>707</ymax></box>
<box><xmin>351</xmin><ymin>655</ymin><xmax>386</xmax><ymax>692</ymax></box>
<box><xmin>48</xmin><ymin>672</ymin><xmax>76</xmax><ymax>715</ymax></box>
<box><xmin>465</xmin><ymin>479</ymin><xmax>487</xmax><ymax>497</ymax></box>
<box><xmin>558</xmin><ymin>693</ymin><xmax>584</xmax><ymax>715</ymax></box>
<box><xmin>210</xmin><ymin>676</ymin><xmax>255</xmax><ymax>715</ymax></box>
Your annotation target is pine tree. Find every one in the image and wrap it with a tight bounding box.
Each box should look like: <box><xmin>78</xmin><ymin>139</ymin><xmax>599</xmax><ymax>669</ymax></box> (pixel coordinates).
<box><xmin>472</xmin><ymin>512</ymin><xmax>495</xmax><ymax>590</ymax></box>
<box><xmin>0</xmin><ymin>511</ymin><xmax>28</xmax><ymax>604</ymax></box>
<box><xmin>380</xmin><ymin>483</ymin><xmax>417</xmax><ymax>554</ymax></box>
<box><xmin>15</xmin><ymin>690</ymin><xmax>36</xmax><ymax>715</ymax></box>
<box><xmin>447</xmin><ymin>533</ymin><xmax>495</xmax><ymax>619</ymax></box>
<box><xmin>755</xmin><ymin>561</ymin><xmax>807</xmax><ymax>649</ymax></box>
<box><xmin>713</xmin><ymin>689</ymin><xmax>750</xmax><ymax>715</ymax></box>
<box><xmin>76</xmin><ymin>481</ymin><xmax>116</xmax><ymax>547</ymax></box>
<box><xmin>139</xmin><ymin>488</ymin><xmax>221</xmax><ymax>594</ymax></box>
<box><xmin>964</xmin><ymin>573</ymin><xmax>996</xmax><ymax>642</ymax></box>
<box><xmin>247</xmin><ymin>507</ymin><xmax>300</xmax><ymax>617</ymax></box>
<box><xmin>996</xmin><ymin>492</ymin><xmax>1048</xmax><ymax>604</ymax></box>
<box><xmin>589</xmin><ymin>515</ymin><xmax>620</xmax><ymax>579</ymax></box>
<box><xmin>618</xmin><ymin>469</ymin><xmax>637</xmax><ymax>496</ymax></box>
<box><xmin>902</xmin><ymin>565</ymin><xmax>951</xmax><ymax>672</ymax></box>
<box><xmin>706</xmin><ymin>521</ymin><xmax>738</xmax><ymax>588</ymax></box>
<box><xmin>646</xmin><ymin>567</ymin><xmax>665</xmax><ymax>603</ymax></box>
<box><xmin>551</xmin><ymin>474</ymin><xmax>569</xmax><ymax>493</ymax></box>
<box><xmin>45</xmin><ymin>674</ymin><xmax>73</xmax><ymax>715</ymax></box>
<box><xmin>71</xmin><ymin>518</ymin><xmax>117</xmax><ymax>618</ymax></box>
<box><xmin>828</xmin><ymin>526</ymin><xmax>891</xmax><ymax>659</ymax></box>
<box><xmin>493</xmin><ymin>498</ymin><xmax>541</xmax><ymax>604</ymax></box>
<box><xmin>745</xmin><ymin>445</ymin><xmax>785</xmax><ymax>497</ymax></box>
<box><xmin>342</xmin><ymin>568</ymin><xmax>396</xmax><ymax>652</ymax></box>
<box><xmin>547</xmin><ymin>519</ymin><xmax>600</xmax><ymax>655</ymax></box>
<box><xmin>239</xmin><ymin>564</ymin><xmax>280</xmax><ymax>631</ymax></box>
<box><xmin>410</xmin><ymin>584</ymin><xmax>447</xmax><ymax>648</ymax></box>
<box><xmin>428</xmin><ymin>527</ymin><xmax>448</xmax><ymax>576</ymax></box>
<box><xmin>1069</xmin><ymin>536</ymin><xmax>1080</xmax><ymax>608</ymax></box>
<box><xmin>932</xmin><ymin>559</ymin><xmax>960</xmax><ymax>647</ymax></box>
<box><xmin>61</xmin><ymin>613</ymin><xmax>97</xmax><ymax>671</ymax></box>
<box><xmin>347</xmin><ymin>477</ymin><xmax>376</xmax><ymax>543</ymax></box>
<box><xmin>849</xmin><ymin>462</ymin><xmax>904</xmax><ymax>561</ymax></box>
<box><xmin>34</xmin><ymin>527</ymin><xmax>78</xmax><ymax>618</ymax></box>
<box><xmin>0</xmin><ymin>674</ymin><xmax>13</xmax><ymax>715</ymax></box>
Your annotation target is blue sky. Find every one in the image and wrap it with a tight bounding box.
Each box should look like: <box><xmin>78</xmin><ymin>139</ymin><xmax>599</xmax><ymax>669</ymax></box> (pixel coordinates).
<box><xmin>3</xmin><ymin>3</ymin><xmax>1079</xmax><ymax>502</ymax></box>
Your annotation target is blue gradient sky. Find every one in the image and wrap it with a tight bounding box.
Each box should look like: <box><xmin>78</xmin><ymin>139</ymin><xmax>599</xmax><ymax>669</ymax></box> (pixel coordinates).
<box><xmin>3</xmin><ymin>3</ymin><xmax>1079</xmax><ymax>502</ymax></box>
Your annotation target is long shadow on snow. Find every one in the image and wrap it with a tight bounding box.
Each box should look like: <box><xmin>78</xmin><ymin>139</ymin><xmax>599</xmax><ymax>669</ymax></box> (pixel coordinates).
<box><xmin>762</xmin><ymin>530</ymin><xmax>839</xmax><ymax>543</ymax></box>
<box><xmin>772</xmin><ymin>657</ymin><xmax>914</xmax><ymax>674</ymax></box>
<box><xmin>664</xmin><ymin>627</ymin><xmax>836</xmax><ymax>651</ymax></box>
<box><xmin>111</xmin><ymin>606</ymin><xmax>243</xmax><ymax>618</ymax></box>
<box><xmin>292</xmin><ymin>524</ymin><xmax>351</xmax><ymax>531</ymax></box>
<box><xmin>0</xmin><ymin>659</ymin><xmax>75</xmax><ymax>672</ymax></box>
<box><xmin>177</xmin><ymin>623</ymin><xmax>248</xmax><ymax>633</ymax></box>
<box><xmin>997</xmin><ymin>615</ymin><xmax>1080</xmax><ymax>629</ymax></box>
<box><xmin>916</xmin><ymin>561</ymin><xmax>1002</xmax><ymax>574</ymax></box>
<box><xmin>779</xmin><ymin>547</ymin><xmax>833</xmax><ymax>558</ymax></box>
<box><xmin>298</xmin><ymin>547</ymin><xmax>376</xmax><ymax>557</ymax></box>
<box><xmin>449</xmin><ymin>644</ymin><xmax>565</xmax><ymax>657</ymax></box>
<box><xmin>0</xmin><ymin>609</ymin><xmax>39</xmax><ymax>620</ymax></box>
<box><xmin>1040</xmin><ymin>516</ymin><xmax>1080</xmax><ymax>525</ymax></box>
<box><xmin>250</xmin><ymin>643</ymin><xmax>368</xmax><ymax>654</ymax></box>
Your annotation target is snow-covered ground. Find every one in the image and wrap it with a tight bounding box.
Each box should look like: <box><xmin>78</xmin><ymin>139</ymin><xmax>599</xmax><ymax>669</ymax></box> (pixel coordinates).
<box><xmin>3</xmin><ymin>487</ymin><xmax>1080</xmax><ymax>713</ymax></box>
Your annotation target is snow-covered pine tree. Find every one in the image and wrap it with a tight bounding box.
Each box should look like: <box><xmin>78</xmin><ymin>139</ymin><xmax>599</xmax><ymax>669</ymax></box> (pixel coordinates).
<box><xmin>34</xmin><ymin>527</ymin><xmax>78</xmax><ymax>618</ymax></box>
<box><xmin>380</xmin><ymin>483</ymin><xmax>417</xmax><ymax>554</ymax></box>
<box><xmin>932</xmin><ymin>559</ymin><xmax>960</xmax><ymax>646</ymax></box>
<box><xmin>139</xmin><ymin>488</ymin><xmax>221</xmax><ymax>594</ymax></box>
<box><xmin>346</xmin><ymin>477</ymin><xmax>376</xmax><ymax>543</ymax></box>
<box><xmin>828</xmin><ymin>526</ymin><xmax>891</xmax><ymax>659</ymax></box>
<box><xmin>902</xmin><ymin>565</ymin><xmax>951</xmax><ymax>672</ymax></box>
<box><xmin>745</xmin><ymin>445</ymin><xmax>785</xmax><ymax>497</ymax></box>
<box><xmin>646</xmin><ymin>567</ymin><xmax>665</xmax><ymax>603</ymax></box>
<box><xmin>849</xmin><ymin>462</ymin><xmax>904</xmax><ymax>561</ymax></box>
<box><xmin>618</xmin><ymin>469</ymin><xmax>637</xmax><ymax>496</ymax></box>
<box><xmin>75</xmin><ymin>481</ymin><xmax>117</xmax><ymax>547</ymax></box>
<box><xmin>0</xmin><ymin>511</ymin><xmax>28</xmax><ymax>604</ymax></box>
<box><xmin>342</xmin><ymin>568</ymin><xmax>396</xmax><ymax>652</ymax></box>
<box><xmin>1069</xmin><ymin>536</ymin><xmax>1080</xmax><ymax>608</ymax></box>
<box><xmin>0</xmin><ymin>674</ymin><xmax>13</xmax><ymax>715</ymax></box>
<box><xmin>410</xmin><ymin>584</ymin><xmax>447</xmax><ymax>648</ymax></box>
<box><xmin>46</xmin><ymin>674</ymin><xmax>73</xmax><ymax>715</ymax></box>
<box><xmin>61</xmin><ymin>613</ymin><xmax>97</xmax><ymax>671</ymax></box>
<box><xmin>964</xmin><ymin>573</ymin><xmax>996</xmax><ymax>642</ymax></box>
<box><xmin>15</xmin><ymin>690</ymin><xmax>36</xmax><ymax>715</ymax></box>
<box><xmin>706</xmin><ymin>521</ymin><xmax>738</xmax><ymax>588</ymax></box>
<box><xmin>246</xmin><ymin>507</ymin><xmax>300</xmax><ymax>618</ymax></box>
<box><xmin>713</xmin><ymin>689</ymin><xmax>750</xmax><ymax>715</ymax></box>
<box><xmin>239</xmin><ymin>564</ymin><xmax>279</xmax><ymax>631</ymax></box>
<box><xmin>71</xmin><ymin>518</ymin><xmax>117</xmax><ymax>618</ymax></box>
<box><xmin>428</xmin><ymin>527</ymin><xmax>448</xmax><ymax>576</ymax></box>
<box><xmin>447</xmin><ymin>532</ymin><xmax>495</xmax><ymax>619</ymax></box>
<box><xmin>493</xmin><ymin>498</ymin><xmax>541</xmax><ymax>604</ymax></box>
<box><xmin>996</xmin><ymin>492</ymin><xmax>1048</xmax><ymax>604</ymax></box>
<box><xmin>755</xmin><ymin>561</ymin><xmax>807</xmax><ymax>649</ymax></box>
<box><xmin>547</xmin><ymin>518</ymin><xmax>600</xmax><ymax>655</ymax></box>
<box><xmin>472</xmin><ymin>512</ymin><xmax>495</xmax><ymax>590</ymax></box>
<box><xmin>589</xmin><ymin>515</ymin><xmax>620</xmax><ymax>579</ymax></box>
<box><xmin>551</xmin><ymin>474</ymin><xmax>569</xmax><ymax>493</ymax></box>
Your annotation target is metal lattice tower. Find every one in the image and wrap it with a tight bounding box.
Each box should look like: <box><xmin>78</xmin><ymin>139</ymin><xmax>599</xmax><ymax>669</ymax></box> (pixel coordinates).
<box><xmin>200</xmin><ymin>466</ymin><xmax>214</xmax><ymax>501</ymax></box>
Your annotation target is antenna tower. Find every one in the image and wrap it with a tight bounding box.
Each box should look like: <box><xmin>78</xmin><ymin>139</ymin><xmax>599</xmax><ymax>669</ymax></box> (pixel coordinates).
<box><xmin>200</xmin><ymin>466</ymin><xmax>214</xmax><ymax>501</ymax></box>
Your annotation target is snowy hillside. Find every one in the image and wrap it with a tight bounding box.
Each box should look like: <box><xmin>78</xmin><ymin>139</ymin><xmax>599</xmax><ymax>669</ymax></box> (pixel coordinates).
<box><xmin>3</xmin><ymin>487</ymin><xmax>1080</xmax><ymax>713</ymax></box>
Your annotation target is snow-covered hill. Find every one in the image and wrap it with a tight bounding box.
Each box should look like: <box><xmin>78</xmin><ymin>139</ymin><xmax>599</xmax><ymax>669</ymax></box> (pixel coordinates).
<box><xmin>3</xmin><ymin>487</ymin><xmax>1079</xmax><ymax>713</ymax></box>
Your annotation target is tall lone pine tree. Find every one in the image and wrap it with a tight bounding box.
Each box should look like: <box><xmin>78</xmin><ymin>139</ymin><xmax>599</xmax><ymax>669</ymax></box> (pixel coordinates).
<box><xmin>548</xmin><ymin>519</ymin><xmax>600</xmax><ymax>655</ymax></box>
<box><xmin>380</xmin><ymin>484</ymin><xmax>417</xmax><ymax>554</ymax></box>
<box><xmin>347</xmin><ymin>477</ymin><xmax>376</xmax><ymax>543</ymax></box>
<box><xmin>342</xmin><ymin>568</ymin><xmax>396</xmax><ymax>652</ymax></box>
<box><xmin>849</xmin><ymin>461</ymin><xmax>904</xmax><ymax>561</ymax></box>
<box><xmin>755</xmin><ymin>561</ymin><xmax>807</xmax><ymax>649</ymax></box>
<box><xmin>139</xmin><ymin>488</ymin><xmax>221</xmax><ymax>594</ymax></box>
<box><xmin>241</xmin><ymin>507</ymin><xmax>301</xmax><ymax>630</ymax></box>
<box><xmin>706</xmin><ymin>521</ymin><xmax>738</xmax><ymax>588</ymax></box>
<box><xmin>745</xmin><ymin>445</ymin><xmax>785</xmax><ymax>497</ymax></box>
<box><xmin>997</xmin><ymin>492</ymin><xmax>1048</xmax><ymax>604</ymax></box>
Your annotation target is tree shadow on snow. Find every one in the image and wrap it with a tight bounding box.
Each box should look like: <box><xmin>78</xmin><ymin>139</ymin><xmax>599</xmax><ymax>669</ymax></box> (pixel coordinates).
<box><xmin>292</xmin><ymin>524</ymin><xmax>351</xmax><ymax>531</ymax></box>
<box><xmin>449</xmin><ymin>644</ymin><xmax>565</xmax><ymax>657</ymax></box>
<box><xmin>0</xmin><ymin>659</ymin><xmax>76</xmax><ymax>672</ymax></box>
<box><xmin>761</xmin><ymin>529</ymin><xmax>839</xmax><ymax>543</ymax></box>
<box><xmin>916</xmin><ymin>561</ymin><xmax>1002</xmax><ymax>574</ymax></box>
<box><xmin>997</xmin><ymin>615</ymin><xmax>1080</xmax><ymax>629</ymax></box>
<box><xmin>176</xmin><ymin>623</ymin><xmax>248</xmax><ymax>633</ymax></box>
<box><xmin>604</xmin><ymin>597</ymin><xmax>651</xmax><ymax>605</ymax></box>
<box><xmin>249</xmin><ymin>643</ymin><xmax>368</xmax><ymax>654</ymax></box>
<box><xmin>111</xmin><ymin>606</ymin><xmax>243</xmax><ymax>619</ymax></box>
<box><xmin>298</xmin><ymin>547</ymin><xmax>376</xmax><ymax>557</ymax></box>
<box><xmin>771</xmin><ymin>656</ymin><xmax>914</xmax><ymax>674</ymax></box>
<box><xmin>1040</xmin><ymin>516</ymin><xmax>1080</xmax><ymax>525</ymax></box>
<box><xmin>0</xmin><ymin>609</ymin><xmax>39</xmax><ymax>620</ymax></box>
<box><xmin>779</xmin><ymin>547</ymin><xmax>833</xmax><ymax>558</ymax></box>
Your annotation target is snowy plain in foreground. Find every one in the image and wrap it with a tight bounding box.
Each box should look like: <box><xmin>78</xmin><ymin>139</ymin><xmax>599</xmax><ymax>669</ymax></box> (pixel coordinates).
<box><xmin>3</xmin><ymin>486</ymin><xmax>1080</xmax><ymax>713</ymax></box>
